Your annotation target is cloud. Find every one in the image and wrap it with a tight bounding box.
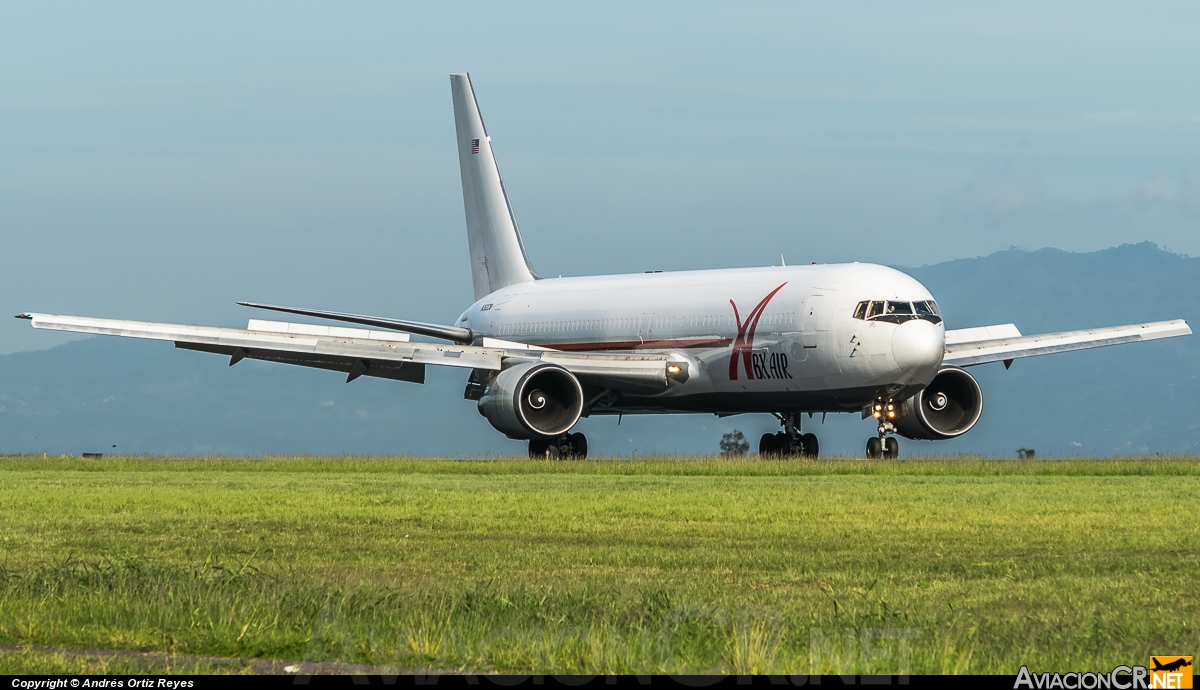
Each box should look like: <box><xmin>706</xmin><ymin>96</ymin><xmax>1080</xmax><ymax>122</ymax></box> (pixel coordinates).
<box><xmin>943</xmin><ymin>165</ymin><xmax>1200</xmax><ymax>229</ymax></box>
<box><xmin>942</xmin><ymin>166</ymin><xmax>1066</xmax><ymax>226</ymax></box>
<box><xmin>1132</xmin><ymin>169</ymin><xmax>1200</xmax><ymax>214</ymax></box>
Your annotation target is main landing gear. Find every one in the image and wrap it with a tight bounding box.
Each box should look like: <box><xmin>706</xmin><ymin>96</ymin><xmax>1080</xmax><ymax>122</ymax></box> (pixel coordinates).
<box><xmin>760</xmin><ymin>412</ymin><xmax>819</xmax><ymax>458</ymax></box>
<box><xmin>529</xmin><ymin>433</ymin><xmax>588</xmax><ymax>459</ymax></box>
<box><xmin>866</xmin><ymin>397</ymin><xmax>900</xmax><ymax>459</ymax></box>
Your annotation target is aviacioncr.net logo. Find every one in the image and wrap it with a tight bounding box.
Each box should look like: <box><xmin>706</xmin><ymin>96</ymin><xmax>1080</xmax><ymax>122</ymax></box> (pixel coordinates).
<box><xmin>1015</xmin><ymin>659</ymin><xmax>1194</xmax><ymax>690</ymax></box>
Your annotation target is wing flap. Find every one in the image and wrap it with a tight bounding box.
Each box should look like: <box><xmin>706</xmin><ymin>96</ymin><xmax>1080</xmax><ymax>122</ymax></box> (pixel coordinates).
<box><xmin>943</xmin><ymin>319</ymin><xmax>1191</xmax><ymax>367</ymax></box>
<box><xmin>175</xmin><ymin>342</ymin><xmax>426</xmax><ymax>384</ymax></box>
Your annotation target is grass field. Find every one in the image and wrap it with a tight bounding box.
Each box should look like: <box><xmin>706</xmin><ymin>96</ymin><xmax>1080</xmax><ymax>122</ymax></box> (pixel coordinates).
<box><xmin>0</xmin><ymin>455</ymin><xmax>1196</xmax><ymax>675</ymax></box>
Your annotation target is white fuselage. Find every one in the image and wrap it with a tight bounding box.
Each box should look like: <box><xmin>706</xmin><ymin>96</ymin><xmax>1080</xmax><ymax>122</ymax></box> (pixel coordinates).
<box><xmin>457</xmin><ymin>262</ymin><xmax>946</xmax><ymax>414</ymax></box>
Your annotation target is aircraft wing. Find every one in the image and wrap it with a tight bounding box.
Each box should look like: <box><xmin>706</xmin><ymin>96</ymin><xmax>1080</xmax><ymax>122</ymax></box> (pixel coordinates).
<box><xmin>235</xmin><ymin>301</ymin><xmax>474</xmax><ymax>344</ymax></box>
<box><xmin>943</xmin><ymin>319</ymin><xmax>1191</xmax><ymax>368</ymax></box>
<box><xmin>15</xmin><ymin>313</ymin><xmax>684</xmax><ymax>391</ymax></box>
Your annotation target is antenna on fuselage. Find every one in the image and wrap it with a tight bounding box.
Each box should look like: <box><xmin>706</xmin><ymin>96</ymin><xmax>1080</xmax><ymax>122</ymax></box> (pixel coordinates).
<box><xmin>781</xmin><ymin>254</ymin><xmax>786</xmax><ymax>266</ymax></box>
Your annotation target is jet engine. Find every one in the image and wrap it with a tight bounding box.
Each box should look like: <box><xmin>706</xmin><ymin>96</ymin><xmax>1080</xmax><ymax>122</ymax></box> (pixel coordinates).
<box><xmin>893</xmin><ymin>365</ymin><xmax>983</xmax><ymax>440</ymax></box>
<box><xmin>478</xmin><ymin>362</ymin><xmax>584</xmax><ymax>439</ymax></box>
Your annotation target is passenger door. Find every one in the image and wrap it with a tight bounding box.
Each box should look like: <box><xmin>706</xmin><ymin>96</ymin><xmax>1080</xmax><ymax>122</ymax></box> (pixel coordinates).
<box><xmin>799</xmin><ymin>295</ymin><xmax>822</xmax><ymax>349</ymax></box>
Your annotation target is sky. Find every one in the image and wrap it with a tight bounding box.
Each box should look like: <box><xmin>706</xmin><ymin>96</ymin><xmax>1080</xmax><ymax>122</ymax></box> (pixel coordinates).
<box><xmin>3</xmin><ymin>2</ymin><xmax>1199</xmax><ymax>355</ymax></box>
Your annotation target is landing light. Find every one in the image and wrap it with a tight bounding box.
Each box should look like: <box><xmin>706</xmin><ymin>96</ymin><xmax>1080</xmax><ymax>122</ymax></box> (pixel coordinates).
<box><xmin>667</xmin><ymin>364</ymin><xmax>682</xmax><ymax>374</ymax></box>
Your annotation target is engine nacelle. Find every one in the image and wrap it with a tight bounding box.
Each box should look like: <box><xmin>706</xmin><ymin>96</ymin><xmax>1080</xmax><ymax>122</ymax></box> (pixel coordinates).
<box><xmin>893</xmin><ymin>365</ymin><xmax>983</xmax><ymax>440</ymax></box>
<box><xmin>478</xmin><ymin>362</ymin><xmax>584</xmax><ymax>440</ymax></box>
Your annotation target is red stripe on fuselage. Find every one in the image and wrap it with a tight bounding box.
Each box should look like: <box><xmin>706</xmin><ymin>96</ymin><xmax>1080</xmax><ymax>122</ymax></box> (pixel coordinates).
<box><xmin>537</xmin><ymin>337</ymin><xmax>734</xmax><ymax>351</ymax></box>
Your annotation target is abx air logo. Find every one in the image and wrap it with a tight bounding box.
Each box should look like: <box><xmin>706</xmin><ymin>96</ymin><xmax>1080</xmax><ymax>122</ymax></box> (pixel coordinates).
<box><xmin>728</xmin><ymin>283</ymin><xmax>790</xmax><ymax>381</ymax></box>
<box><xmin>1150</xmin><ymin>656</ymin><xmax>1193</xmax><ymax>689</ymax></box>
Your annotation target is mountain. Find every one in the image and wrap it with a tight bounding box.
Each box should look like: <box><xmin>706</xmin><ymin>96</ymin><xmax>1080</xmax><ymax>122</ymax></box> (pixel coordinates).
<box><xmin>2</xmin><ymin>242</ymin><xmax>1196</xmax><ymax>457</ymax></box>
<box><xmin>903</xmin><ymin>241</ymin><xmax>1199</xmax><ymax>457</ymax></box>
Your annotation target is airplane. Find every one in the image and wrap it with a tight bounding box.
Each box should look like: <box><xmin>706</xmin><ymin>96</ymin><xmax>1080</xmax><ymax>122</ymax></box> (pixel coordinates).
<box><xmin>1151</xmin><ymin>658</ymin><xmax>1192</xmax><ymax>673</ymax></box>
<box><xmin>16</xmin><ymin>73</ymin><xmax>1193</xmax><ymax>459</ymax></box>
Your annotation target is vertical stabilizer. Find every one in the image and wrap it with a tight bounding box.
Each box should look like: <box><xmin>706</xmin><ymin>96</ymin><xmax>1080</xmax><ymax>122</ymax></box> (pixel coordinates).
<box><xmin>451</xmin><ymin>73</ymin><xmax>538</xmax><ymax>300</ymax></box>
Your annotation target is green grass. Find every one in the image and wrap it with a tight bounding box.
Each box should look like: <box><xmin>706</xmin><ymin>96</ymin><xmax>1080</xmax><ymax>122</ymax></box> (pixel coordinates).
<box><xmin>0</xmin><ymin>455</ymin><xmax>1197</xmax><ymax>674</ymax></box>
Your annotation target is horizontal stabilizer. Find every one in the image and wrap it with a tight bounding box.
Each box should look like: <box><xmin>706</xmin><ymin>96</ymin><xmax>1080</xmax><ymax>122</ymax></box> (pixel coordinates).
<box><xmin>237</xmin><ymin>302</ymin><xmax>473</xmax><ymax>344</ymax></box>
<box><xmin>943</xmin><ymin>319</ymin><xmax>1190</xmax><ymax>367</ymax></box>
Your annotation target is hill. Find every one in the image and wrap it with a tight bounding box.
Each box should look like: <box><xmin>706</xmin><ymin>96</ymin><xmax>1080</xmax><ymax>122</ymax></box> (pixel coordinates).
<box><xmin>1</xmin><ymin>242</ymin><xmax>1196</xmax><ymax>456</ymax></box>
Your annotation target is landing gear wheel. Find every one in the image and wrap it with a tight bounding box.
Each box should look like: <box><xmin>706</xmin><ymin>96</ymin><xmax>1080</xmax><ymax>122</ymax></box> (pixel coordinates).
<box><xmin>801</xmin><ymin>433</ymin><xmax>819</xmax><ymax>458</ymax></box>
<box><xmin>774</xmin><ymin>432</ymin><xmax>790</xmax><ymax>456</ymax></box>
<box><xmin>568</xmin><ymin>432</ymin><xmax>588</xmax><ymax>459</ymax></box>
<box><xmin>866</xmin><ymin>437</ymin><xmax>882</xmax><ymax>459</ymax></box>
<box><xmin>529</xmin><ymin>438</ymin><xmax>550</xmax><ymax>459</ymax></box>
<box><xmin>884</xmin><ymin>437</ymin><xmax>899</xmax><ymax>459</ymax></box>
<box><xmin>759</xmin><ymin>433</ymin><xmax>777</xmax><ymax>458</ymax></box>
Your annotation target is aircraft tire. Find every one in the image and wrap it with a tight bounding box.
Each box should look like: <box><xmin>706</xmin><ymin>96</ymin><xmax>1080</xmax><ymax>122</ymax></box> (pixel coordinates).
<box><xmin>885</xmin><ymin>437</ymin><xmax>899</xmax><ymax>459</ymax></box>
<box><xmin>569</xmin><ymin>432</ymin><xmax>588</xmax><ymax>459</ymax></box>
<box><xmin>774</xmin><ymin>432</ymin><xmax>790</xmax><ymax>457</ymax></box>
<box><xmin>529</xmin><ymin>438</ymin><xmax>549</xmax><ymax>459</ymax></box>
<box><xmin>801</xmin><ymin>433</ymin><xmax>819</xmax><ymax>458</ymax></box>
<box><xmin>866</xmin><ymin>437</ymin><xmax>882</xmax><ymax>459</ymax></box>
<box><xmin>759</xmin><ymin>433</ymin><xmax>777</xmax><ymax>458</ymax></box>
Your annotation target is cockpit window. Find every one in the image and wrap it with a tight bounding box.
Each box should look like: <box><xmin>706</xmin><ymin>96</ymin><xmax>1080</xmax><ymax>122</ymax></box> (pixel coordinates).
<box><xmin>856</xmin><ymin>299</ymin><xmax>942</xmax><ymax>324</ymax></box>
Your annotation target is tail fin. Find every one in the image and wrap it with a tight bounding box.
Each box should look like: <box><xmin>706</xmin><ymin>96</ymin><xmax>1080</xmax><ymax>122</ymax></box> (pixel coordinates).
<box><xmin>450</xmin><ymin>73</ymin><xmax>538</xmax><ymax>300</ymax></box>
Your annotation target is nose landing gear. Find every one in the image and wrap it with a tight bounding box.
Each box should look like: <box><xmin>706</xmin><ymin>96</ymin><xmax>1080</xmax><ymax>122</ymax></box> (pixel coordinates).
<box><xmin>866</xmin><ymin>436</ymin><xmax>899</xmax><ymax>459</ymax></box>
<box><xmin>866</xmin><ymin>398</ymin><xmax>900</xmax><ymax>459</ymax></box>
<box><xmin>760</xmin><ymin>412</ymin><xmax>819</xmax><ymax>458</ymax></box>
<box><xmin>529</xmin><ymin>432</ymin><xmax>588</xmax><ymax>459</ymax></box>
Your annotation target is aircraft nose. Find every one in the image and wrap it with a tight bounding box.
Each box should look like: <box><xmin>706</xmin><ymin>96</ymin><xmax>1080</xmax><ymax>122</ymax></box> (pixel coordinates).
<box><xmin>892</xmin><ymin>319</ymin><xmax>944</xmax><ymax>373</ymax></box>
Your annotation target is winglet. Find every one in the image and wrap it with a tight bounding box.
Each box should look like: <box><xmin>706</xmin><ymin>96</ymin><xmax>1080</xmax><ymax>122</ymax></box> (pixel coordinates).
<box><xmin>15</xmin><ymin>313</ymin><xmax>32</xmax><ymax>320</ymax></box>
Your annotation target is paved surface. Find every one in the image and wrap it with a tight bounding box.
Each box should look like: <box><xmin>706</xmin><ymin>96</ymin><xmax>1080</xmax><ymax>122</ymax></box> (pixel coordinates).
<box><xmin>0</xmin><ymin>644</ymin><xmax>460</xmax><ymax>675</ymax></box>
